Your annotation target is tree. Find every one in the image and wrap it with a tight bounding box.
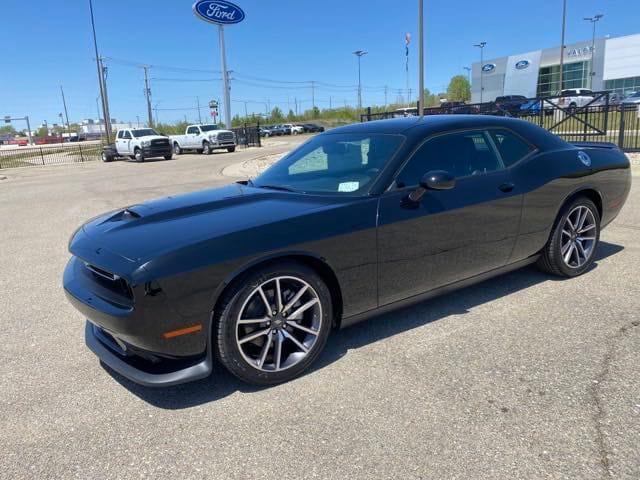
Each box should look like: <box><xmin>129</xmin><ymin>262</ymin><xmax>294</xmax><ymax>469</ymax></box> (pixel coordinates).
<box><xmin>270</xmin><ymin>107</ymin><xmax>284</xmax><ymax>122</ymax></box>
<box><xmin>0</xmin><ymin>125</ymin><xmax>17</xmax><ymax>136</ymax></box>
<box><xmin>287</xmin><ymin>109</ymin><xmax>296</xmax><ymax>121</ymax></box>
<box><xmin>36</xmin><ymin>126</ymin><xmax>49</xmax><ymax>138</ymax></box>
<box><xmin>423</xmin><ymin>88</ymin><xmax>440</xmax><ymax>107</ymax></box>
<box><xmin>446</xmin><ymin>75</ymin><xmax>471</xmax><ymax>102</ymax></box>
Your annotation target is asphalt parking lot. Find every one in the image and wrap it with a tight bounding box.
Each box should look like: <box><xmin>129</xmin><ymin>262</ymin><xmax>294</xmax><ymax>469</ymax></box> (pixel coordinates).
<box><xmin>1</xmin><ymin>139</ymin><xmax>639</xmax><ymax>480</ymax></box>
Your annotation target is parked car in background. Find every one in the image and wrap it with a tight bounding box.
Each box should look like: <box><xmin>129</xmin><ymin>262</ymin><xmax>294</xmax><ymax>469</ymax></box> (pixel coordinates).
<box><xmin>282</xmin><ymin>123</ymin><xmax>304</xmax><ymax>135</ymax></box>
<box><xmin>114</xmin><ymin>128</ymin><xmax>172</xmax><ymax>162</ymax></box>
<box><xmin>301</xmin><ymin>123</ymin><xmax>325</xmax><ymax>133</ymax></box>
<box><xmin>269</xmin><ymin>125</ymin><xmax>288</xmax><ymax>136</ymax></box>
<box><xmin>450</xmin><ymin>104</ymin><xmax>480</xmax><ymax>114</ymax></box>
<box><xmin>494</xmin><ymin>95</ymin><xmax>529</xmax><ymax>115</ymax></box>
<box><xmin>259</xmin><ymin>126</ymin><xmax>275</xmax><ymax>137</ymax></box>
<box><xmin>591</xmin><ymin>92</ymin><xmax>625</xmax><ymax>109</ymax></box>
<box><xmin>169</xmin><ymin>124</ymin><xmax>236</xmax><ymax>154</ymax></box>
<box><xmin>620</xmin><ymin>91</ymin><xmax>640</xmax><ymax>109</ymax></box>
<box><xmin>440</xmin><ymin>101</ymin><xmax>465</xmax><ymax>113</ymax></box>
<box><xmin>551</xmin><ymin>88</ymin><xmax>595</xmax><ymax>112</ymax></box>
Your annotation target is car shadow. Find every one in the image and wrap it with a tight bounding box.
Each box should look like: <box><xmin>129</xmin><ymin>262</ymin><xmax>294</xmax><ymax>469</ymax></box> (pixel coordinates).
<box><xmin>108</xmin><ymin>241</ymin><xmax>623</xmax><ymax>409</ymax></box>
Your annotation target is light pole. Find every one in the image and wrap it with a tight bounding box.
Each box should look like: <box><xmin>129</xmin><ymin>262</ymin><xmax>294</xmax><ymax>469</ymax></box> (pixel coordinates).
<box><xmin>353</xmin><ymin>50</ymin><xmax>367</xmax><ymax>110</ymax></box>
<box><xmin>559</xmin><ymin>0</ymin><xmax>567</xmax><ymax>93</ymax></box>
<box><xmin>418</xmin><ymin>0</ymin><xmax>424</xmax><ymax>115</ymax></box>
<box><xmin>474</xmin><ymin>42</ymin><xmax>486</xmax><ymax>103</ymax></box>
<box><xmin>584</xmin><ymin>14</ymin><xmax>603</xmax><ymax>89</ymax></box>
<box><xmin>463</xmin><ymin>66</ymin><xmax>471</xmax><ymax>83</ymax></box>
<box><xmin>89</xmin><ymin>0</ymin><xmax>111</xmax><ymax>142</ymax></box>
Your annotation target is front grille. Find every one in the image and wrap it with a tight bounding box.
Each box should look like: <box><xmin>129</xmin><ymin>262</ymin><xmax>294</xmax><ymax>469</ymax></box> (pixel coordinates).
<box><xmin>218</xmin><ymin>132</ymin><xmax>234</xmax><ymax>142</ymax></box>
<box><xmin>151</xmin><ymin>139</ymin><xmax>169</xmax><ymax>146</ymax></box>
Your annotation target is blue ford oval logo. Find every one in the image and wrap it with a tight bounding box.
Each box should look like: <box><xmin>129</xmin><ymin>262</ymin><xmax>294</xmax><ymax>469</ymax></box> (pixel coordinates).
<box><xmin>577</xmin><ymin>151</ymin><xmax>591</xmax><ymax>167</ymax></box>
<box><xmin>515</xmin><ymin>60</ymin><xmax>530</xmax><ymax>70</ymax></box>
<box><xmin>482</xmin><ymin>63</ymin><xmax>496</xmax><ymax>73</ymax></box>
<box><xmin>193</xmin><ymin>0</ymin><xmax>245</xmax><ymax>25</ymax></box>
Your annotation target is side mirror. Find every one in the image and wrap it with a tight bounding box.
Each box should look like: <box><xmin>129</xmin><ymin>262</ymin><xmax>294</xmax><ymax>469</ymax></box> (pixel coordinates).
<box><xmin>408</xmin><ymin>170</ymin><xmax>455</xmax><ymax>203</ymax></box>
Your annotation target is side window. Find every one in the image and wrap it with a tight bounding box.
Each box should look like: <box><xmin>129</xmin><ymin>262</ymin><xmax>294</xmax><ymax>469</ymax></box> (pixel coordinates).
<box><xmin>117</xmin><ymin>130</ymin><xmax>123</xmax><ymax>139</ymax></box>
<box><xmin>123</xmin><ymin>131</ymin><xmax>131</xmax><ymax>139</ymax></box>
<box><xmin>489</xmin><ymin>129</ymin><xmax>534</xmax><ymax>167</ymax></box>
<box><xmin>187</xmin><ymin>126</ymin><xmax>198</xmax><ymax>134</ymax></box>
<box><xmin>397</xmin><ymin>130</ymin><xmax>503</xmax><ymax>186</ymax></box>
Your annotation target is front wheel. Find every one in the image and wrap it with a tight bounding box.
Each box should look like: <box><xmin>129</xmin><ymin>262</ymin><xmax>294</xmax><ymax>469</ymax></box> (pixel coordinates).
<box><xmin>227</xmin><ymin>146</ymin><xmax>236</xmax><ymax>153</ymax></box>
<box><xmin>537</xmin><ymin>197</ymin><xmax>600</xmax><ymax>277</ymax></box>
<box><xmin>202</xmin><ymin>141</ymin><xmax>211</xmax><ymax>155</ymax></box>
<box><xmin>134</xmin><ymin>148</ymin><xmax>144</xmax><ymax>162</ymax></box>
<box><xmin>164</xmin><ymin>154</ymin><xmax>173</xmax><ymax>160</ymax></box>
<box><xmin>215</xmin><ymin>262</ymin><xmax>332</xmax><ymax>385</ymax></box>
<box><xmin>101</xmin><ymin>151</ymin><xmax>112</xmax><ymax>162</ymax></box>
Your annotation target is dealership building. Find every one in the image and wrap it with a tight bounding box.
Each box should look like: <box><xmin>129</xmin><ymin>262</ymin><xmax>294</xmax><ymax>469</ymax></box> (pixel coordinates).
<box><xmin>471</xmin><ymin>33</ymin><xmax>640</xmax><ymax>103</ymax></box>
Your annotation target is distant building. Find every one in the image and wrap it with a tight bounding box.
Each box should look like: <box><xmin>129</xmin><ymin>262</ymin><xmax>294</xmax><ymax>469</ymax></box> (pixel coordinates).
<box><xmin>79</xmin><ymin>118</ymin><xmax>143</xmax><ymax>135</ymax></box>
<box><xmin>472</xmin><ymin>32</ymin><xmax>640</xmax><ymax>102</ymax></box>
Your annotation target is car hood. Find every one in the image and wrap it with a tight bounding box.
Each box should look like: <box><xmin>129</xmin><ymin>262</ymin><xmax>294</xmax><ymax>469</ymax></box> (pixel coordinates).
<box><xmin>76</xmin><ymin>183</ymin><xmax>341</xmax><ymax>264</ymax></box>
<box><xmin>138</xmin><ymin>135</ymin><xmax>169</xmax><ymax>141</ymax></box>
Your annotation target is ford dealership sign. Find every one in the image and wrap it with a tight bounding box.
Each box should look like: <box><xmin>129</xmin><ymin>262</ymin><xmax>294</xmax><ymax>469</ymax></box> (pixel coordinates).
<box><xmin>515</xmin><ymin>60</ymin><xmax>530</xmax><ymax>70</ymax></box>
<box><xmin>193</xmin><ymin>0</ymin><xmax>245</xmax><ymax>25</ymax></box>
<box><xmin>482</xmin><ymin>63</ymin><xmax>496</xmax><ymax>73</ymax></box>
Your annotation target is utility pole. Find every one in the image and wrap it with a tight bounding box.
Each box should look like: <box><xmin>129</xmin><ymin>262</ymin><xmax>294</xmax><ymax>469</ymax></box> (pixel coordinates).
<box><xmin>196</xmin><ymin>97</ymin><xmax>203</xmax><ymax>123</ymax></box>
<box><xmin>295</xmin><ymin>97</ymin><xmax>298</xmax><ymax>116</ymax></box>
<box><xmin>99</xmin><ymin>57</ymin><xmax>112</xmax><ymax>138</ymax></box>
<box><xmin>329</xmin><ymin>96</ymin><xmax>333</xmax><ymax>109</ymax></box>
<box><xmin>218</xmin><ymin>25</ymin><xmax>232</xmax><ymax>128</ymax></box>
<box><xmin>418</xmin><ymin>0</ymin><xmax>424</xmax><ymax>115</ymax></box>
<box><xmin>244</xmin><ymin>101</ymin><xmax>248</xmax><ymax>118</ymax></box>
<box><xmin>311</xmin><ymin>81</ymin><xmax>316</xmax><ymax>110</ymax></box>
<box><xmin>143</xmin><ymin>66</ymin><xmax>153</xmax><ymax>128</ymax></box>
<box><xmin>474</xmin><ymin>42</ymin><xmax>486</xmax><ymax>103</ymax></box>
<box><xmin>384</xmin><ymin>85</ymin><xmax>388</xmax><ymax>107</ymax></box>
<box><xmin>584</xmin><ymin>14</ymin><xmax>603</xmax><ymax>89</ymax></box>
<box><xmin>60</xmin><ymin>85</ymin><xmax>70</xmax><ymax>132</ymax></box>
<box><xmin>559</xmin><ymin>0</ymin><xmax>567</xmax><ymax>92</ymax></box>
<box><xmin>408</xmin><ymin>88</ymin><xmax>413</xmax><ymax>104</ymax></box>
<box><xmin>89</xmin><ymin>0</ymin><xmax>111</xmax><ymax>142</ymax></box>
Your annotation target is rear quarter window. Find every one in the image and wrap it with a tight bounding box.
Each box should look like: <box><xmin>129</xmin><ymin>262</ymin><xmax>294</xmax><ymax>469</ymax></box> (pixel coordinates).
<box><xmin>489</xmin><ymin>129</ymin><xmax>534</xmax><ymax>167</ymax></box>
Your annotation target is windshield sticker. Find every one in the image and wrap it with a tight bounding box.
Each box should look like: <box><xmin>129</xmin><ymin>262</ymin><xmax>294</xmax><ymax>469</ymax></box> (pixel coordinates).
<box><xmin>338</xmin><ymin>182</ymin><xmax>359</xmax><ymax>192</ymax></box>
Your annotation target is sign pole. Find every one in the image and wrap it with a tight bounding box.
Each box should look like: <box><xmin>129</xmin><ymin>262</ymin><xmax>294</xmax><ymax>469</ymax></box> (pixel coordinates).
<box><xmin>219</xmin><ymin>24</ymin><xmax>232</xmax><ymax>129</ymax></box>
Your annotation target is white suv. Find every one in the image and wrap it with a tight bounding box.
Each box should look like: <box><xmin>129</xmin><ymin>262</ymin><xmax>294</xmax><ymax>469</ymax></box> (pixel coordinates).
<box><xmin>552</xmin><ymin>88</ymin><xmax>595</xmax><ymax>112</ymax></box>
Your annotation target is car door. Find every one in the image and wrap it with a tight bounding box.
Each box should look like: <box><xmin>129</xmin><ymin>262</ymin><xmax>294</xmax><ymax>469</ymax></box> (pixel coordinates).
<box><xmin>186</xmin><ymin>126</ymin><xmax>199</xmax><ymax>148</ymax></box>
<box><xmin>115</xmin><ymin>130</ymin><xmax>125</xmax><ymax>154</ymax></box>
<box><xmin>377</xmin><ymin>129</ymin><xmax>523</xmax><ymax>306</ymax></box>
<box><xmin>119</xmin><ymin>130</ymin><xmax>132</xmax><ymax>155</ymax></box>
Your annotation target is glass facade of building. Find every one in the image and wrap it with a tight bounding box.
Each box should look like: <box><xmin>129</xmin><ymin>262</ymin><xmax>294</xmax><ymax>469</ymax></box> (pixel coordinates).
<box><xmin>536</xmin><ymin>61</ymin><xmax>589</xmax><ymax>97</ymax></box>
<box><xmin>604</xmin><ymin>76</ymin><xmax>640</xmax><ymax>95</ymax></box>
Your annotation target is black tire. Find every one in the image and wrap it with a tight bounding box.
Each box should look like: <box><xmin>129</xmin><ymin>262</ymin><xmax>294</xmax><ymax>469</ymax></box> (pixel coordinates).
<box><xmin>537</xmin><ymin>196</ymin><xmax>600</xmax><ymax>277</ymax></box>
<box><xmin>134</xmin><ymin>148</ymin><xmax>144</xmax><ymax>162</ymax></box>
<box><xmin>101</xmin><ymin>151</ymin><xmax>112</xmax><ymax>162</ymax></box>
<box><xmin>173</xmin><ymin>143</ymin><xmax>181</xmax><ymax>155</ymax></box>
<box><xmin>164</xmin><ymin>154</ymin><xmax>173</xmax><ymax>160</ymax></box>
<box><xmin>214</xmin><ymin>261</ymin><xmax>333</xmax><ymax>385</ymax></box>
<box><xmin>202</xmin><ymin>141</ymin><xmax>211</xmax><ymax>155</ymax></box>
<box><xmin>227</xmin><ymin>146</ymin><xmax>236</xmax><ymax>153</ymax></box>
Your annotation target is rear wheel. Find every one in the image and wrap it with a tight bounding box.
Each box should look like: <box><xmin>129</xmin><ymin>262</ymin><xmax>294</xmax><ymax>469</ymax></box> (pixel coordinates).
<box><xmin>164</xmin><ymin>154</ymin><xmax>173</xmax><ymax>160</ymax></box>
<box><xmin>134</xmin><ymin>148</ymin><xmax>144</xmax><ymax>162</ymax></box>
<box><xmin>227</xmin><ymin>146</ymin><xmax>236</xmax><ymax>153</ymax></box>
<box><xmin>101</xmin><ymin>151</ymin><xmax>112</xmax><ymax>162</ymax></box>
<box><xmin>173</xmin><ymin>143</ymin><xmax>181</xmax><ymax>155</ymax></box>
<box><xmin>537</xmin><ymin>197</ymin><xmax>600</xmax><ymax>277</ymax></box>
<box><xmin>202</xmin><ymin>141</ymin><xmax>211</xmax><ymax>155</ymax></box>
<box><xmin>215</xmin><ymin>262</ymin><xmax>332</xmax><ymax>385</ymax></box>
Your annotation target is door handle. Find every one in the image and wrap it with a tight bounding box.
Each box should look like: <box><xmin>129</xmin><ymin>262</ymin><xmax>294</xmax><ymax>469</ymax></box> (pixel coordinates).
<box><xmin>499</xmin><ymin>182</ymin><xmax>515</xmax><ymax>193</ymax></box>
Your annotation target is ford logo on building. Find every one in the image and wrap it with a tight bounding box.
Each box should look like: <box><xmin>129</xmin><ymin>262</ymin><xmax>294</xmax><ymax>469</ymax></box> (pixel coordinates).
<box><xmin>192</xmin><ymin>0</ymin><xmax>245</xmax><ymax>25</ymax></box>
<box><xmin>482</xmin><ymin>63</ymin><xmax>496</xmax><ymax>73</ymax></box>
<box><xmin>515</xmin><ymin>60</ymin><xmax>530</xmax><ymax>70</ymax></box>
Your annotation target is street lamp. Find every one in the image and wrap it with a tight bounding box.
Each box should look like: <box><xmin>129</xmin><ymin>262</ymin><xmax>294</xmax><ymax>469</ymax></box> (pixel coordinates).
<box><xmin>559</xmin><ymin>0</ymin><xmax>567</xmax><ymax>93</ymax></box>
<box><xmin>353</xmin><ymin>50</ymin><xmax>368</xmax><ymax>110</ymax></box>
<box><xmin>584</xmin><ymin>14</ymin><xmax>604</xmax><ymax>89</ymax></box>
<box><xmin>474</xmin><ymin>42</ymin><xmax>486</xmax><ymax>103</ymax></box>
<box><xmin>463</xmin><ymin>66</ymin><xmax>471</xmax><ymax>83</ymax></box>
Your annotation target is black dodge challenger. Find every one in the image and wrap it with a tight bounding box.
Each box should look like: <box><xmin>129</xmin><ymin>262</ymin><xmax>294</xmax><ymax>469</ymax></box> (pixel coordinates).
<box><xmin>63</xmin><ymin>116</ymin><xmax>631</xmax><ymax>387</ymax></box>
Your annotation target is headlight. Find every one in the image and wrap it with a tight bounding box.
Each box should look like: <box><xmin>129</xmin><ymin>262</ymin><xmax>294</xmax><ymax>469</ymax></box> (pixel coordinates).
<box><xmin>209</xmin><ymin>134</ymin><xmax>218</xmax><ymax>141</ymax></box>
<box><xmin>141</xmin><ymin>140</ymin><xmax>151</xmax><ymax>147</ymax></box>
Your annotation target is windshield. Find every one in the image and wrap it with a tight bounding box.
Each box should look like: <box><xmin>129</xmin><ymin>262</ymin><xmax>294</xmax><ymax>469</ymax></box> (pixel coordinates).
<box><xmin>627</xmin><ymin>92</ymin><xmax>640</xmax><ymax>98</ymax></box>
<box><xmin>132</xmin><ymin>129</ymin><xmax>159</xmax><ymax>137</ymax></box>
<box><xmin>253</xmin><ymin>133</ymin><xmax>404</xmax><ymax>195</ymax></box>
<box><xmin>200</xmin><ymin>125</ymin><xmax>219</xmax><ymax>132</ymax></box>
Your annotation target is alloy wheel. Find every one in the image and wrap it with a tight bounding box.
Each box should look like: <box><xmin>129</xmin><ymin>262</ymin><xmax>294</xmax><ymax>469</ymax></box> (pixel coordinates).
<box><xmin>561</xmin><ymin>205</ymin><xmax>597</xmax><ymax>268</ymax></box>
<box><xmin>235</xmin><ymin>276</ymin><xmax>323</xmax><ymax>372</ymax></box>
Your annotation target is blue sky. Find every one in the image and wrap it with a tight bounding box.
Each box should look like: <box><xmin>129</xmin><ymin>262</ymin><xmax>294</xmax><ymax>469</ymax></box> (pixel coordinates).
<box><xmin>1</xmin><ymin>0</ymin><xmax>638</xmax><ymax>125</ymax></box>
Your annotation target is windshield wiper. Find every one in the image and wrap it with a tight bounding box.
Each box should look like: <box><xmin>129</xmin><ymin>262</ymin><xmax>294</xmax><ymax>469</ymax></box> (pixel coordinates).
<box><xmin>256</xmin><ymin>184</ymin><xmax>297</xmax><ymax>192</ymax></box>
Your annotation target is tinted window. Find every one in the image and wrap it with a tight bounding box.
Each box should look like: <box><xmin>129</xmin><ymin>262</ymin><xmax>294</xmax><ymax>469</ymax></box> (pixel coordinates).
<box><xmin>123</xmin><ymin>131</ymin><xmax>131</xmax><ymax>139</ymax></box>
<box><xmin>187</xmin><ymin>126</ymin><xmax>199</xmax><ymax>134</ymax></box>
<box><xmin>397</xmin><ymin>130</ymin><xmax>503</xmax><ymax>186</ymax></box>
<box><xmin>489</xmin><ymin>129</ymin><xmax>534</xmax><ymax>167</ymax></box>
<box><xmin>117</xmin><ymin>130</ymin><xmax>123</xmax><ymax>139</ymax></box>
<box><xmin>200</xmin><ymin>125</ymin><xmax>219</xmax><ymax>132</ymax></box>
<box><xmin>254</xmin><ymin>133</ymin><xmax>403</xmax><ymax>194</ymax></box>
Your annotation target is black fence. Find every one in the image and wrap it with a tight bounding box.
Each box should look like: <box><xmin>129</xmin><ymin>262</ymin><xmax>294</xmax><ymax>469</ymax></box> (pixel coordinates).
<box><xmin>361</xmin><ymin>92</ymin><xmax>640</xmax><ymax>152</ymax></box>
<box><xmin>0</xmin><ymin>142</ymin><xmax>103</xmax><ymax>169</ymax></box>
<box><xmin>231</xmin><ymin>123</ymin><xmax>261</xmax><ymax>148</ymax></box>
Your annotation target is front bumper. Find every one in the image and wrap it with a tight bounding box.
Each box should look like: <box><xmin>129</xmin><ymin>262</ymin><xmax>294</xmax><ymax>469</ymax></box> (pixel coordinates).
<box><xmin>141</xmin><ymin>145</ymin><xmax>173</xmax><ymax>157</ymax></box>
<box><xmin>85</xmin><ymin>321</ymin><xmax>212</xmax><ymax>387</ymax></box>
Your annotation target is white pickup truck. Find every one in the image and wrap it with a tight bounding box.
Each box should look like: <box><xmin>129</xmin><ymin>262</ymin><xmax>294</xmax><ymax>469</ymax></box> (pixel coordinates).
<box><xmin>169</xmin><ymin>124</ymin><xmax>236</xmax><ymax>155</ymax></box>
<box><xmin>550</xmin><ymin>88</ymin><xmax>595</xmax><ymax>112</ymax></box>
<box><xmin>113</xmin><ymin>128</ymin><xmax>173</xmax><ymax>162</ymax></box>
